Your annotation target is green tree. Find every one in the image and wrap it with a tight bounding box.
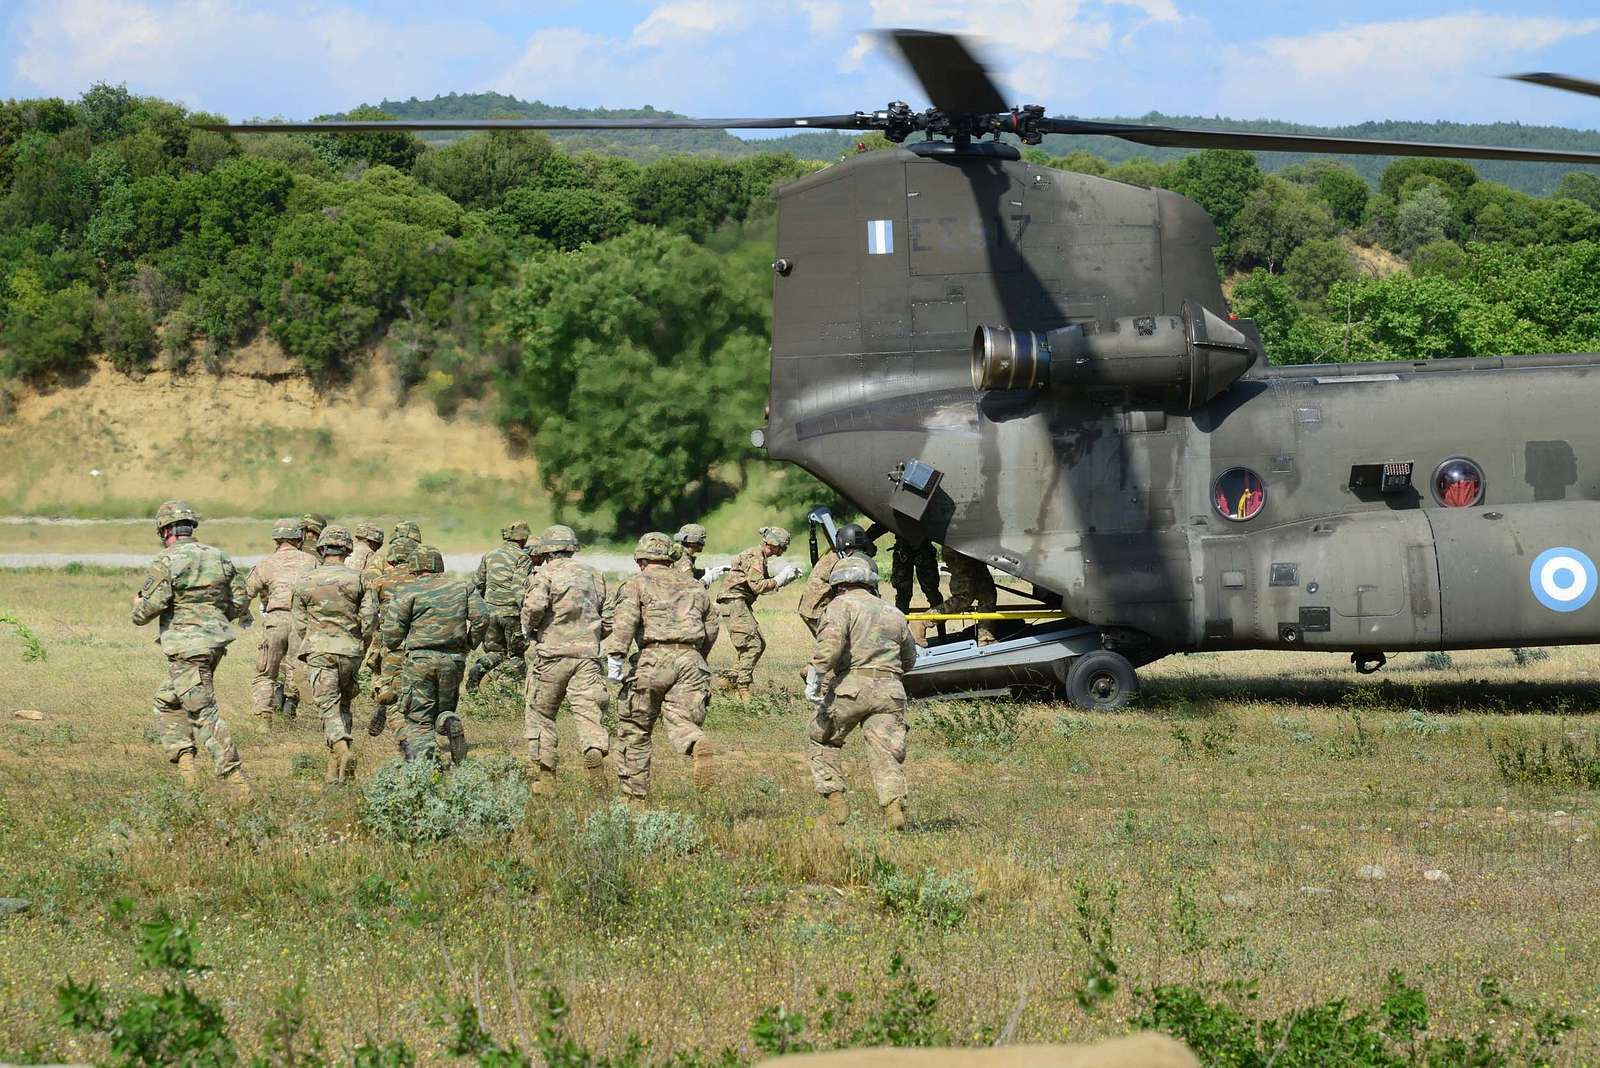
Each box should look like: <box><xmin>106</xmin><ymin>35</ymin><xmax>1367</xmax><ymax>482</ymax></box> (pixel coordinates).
<box><xmin>1555</xmin><ymin>171</ymin><xmax>1600</xmax><ymax>211</ymax></box>
<box><xmin>75</xmin><ymin>82</ymin><xmax>137</xmax><ymax>142</ymax></box>
<box><xmin>1284</xmin><ymin>237</ymin><xmax>1357</xmax><ymax>305</ymax></box>
<box><xmin>1230</xmin><ymin>176</ymin><xmax>1337</xmax><ymax>271</ymax></box>
<box><xmin>1378</xmin><ymin>158</ymin><xmax>1478</xmax><ymax>205</ymax></box>
<box><xmin>309</xmin><ymin>105</ymin><xmax>423</xmax><ymax>173</ymax></box>
<box><xmin>95</xmin><ymin>291</ymin><xmax>157</xmax><ymax>372</ymax></box>
<box><xmin>1105</xmin><ymin>157</ymin><xmax>1177</xmax><ymax>189</ymax></box>
<box><xmin>493</xmin><ymin>186</ymin><xmax>633</xmax><ymax>249</ymax></box>
<box><xmin>1392</xmin><ymin>185</ymin><xmax>1454</xmax><ymax>256</ymax></box>
<box><xmin>412</xmin><ymin>131</ymin><xmax>554</xmax><ymax>210</ymax></box>
<box><xmin>1052</xmin><ymin>151</ymin><xmax>1110</xmax><ymax>176</ymax></box>
<box><xmin>1409</xmin><ymin>239</ymin><xmax>1468</xmax><ymax>280</ymax></box>
<box><xmin>1167</xmin><ymin>150</ymin><xmax>1263</xmax><ymax>244</ymax></box>
<box><xmin>0</xmin><ymin>286</ymin><xmax>96</xmax><ymax>377</ymax></box>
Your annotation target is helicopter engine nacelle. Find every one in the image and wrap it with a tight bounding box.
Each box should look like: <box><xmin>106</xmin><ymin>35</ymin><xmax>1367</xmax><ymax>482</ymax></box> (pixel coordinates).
<box><xmin>971</xmin><ymin>300</ymin><xmax>1260</xmax><ymax>409</ymax></box>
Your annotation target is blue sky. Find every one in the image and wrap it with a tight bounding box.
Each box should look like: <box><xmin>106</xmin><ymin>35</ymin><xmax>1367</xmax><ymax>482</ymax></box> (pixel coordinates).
<box><xmin>5</xmin><ymin>1</ymin><xmax>1600</xmax><ymax>132</ymax></box>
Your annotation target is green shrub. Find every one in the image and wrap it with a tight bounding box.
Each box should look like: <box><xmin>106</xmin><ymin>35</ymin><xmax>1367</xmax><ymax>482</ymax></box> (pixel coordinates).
<box><xmin>751</xmin><ymin>954</ymin><xmax>949</xmax><ymax>1054</ymax></box>
<box><xmin>1511</xmin><ymin>647</ymin><xmax>1551</xmax><ymax>666</ymax></box>
<box><xmin>96</xmin><ymin>291</ymin><xmax>156</xmax><ymax>372</ymax></box>
<box><xmin>358</xmin><ymin>756</ymin><xmax>529</xmax><ymax>843</ymax></box>
<box><xmin>555</xmin><ymin>802</ymin><xmax>706</xmax><ymax>923</ymax></box>
<box><xmin>1418</xmin><ymin>651</ymin><xmax>1455</xmax><ymax>670</ymax></box>
<box><xmin>865</xmin><ymin>855</ymin><xmax>974</xmax><ymax>929</ymax></box>
<box><xmin>922</xmin><ymin>700</ymin><xmax>1030</xmax><ymax>755</ymax></box>
<box><xmin>1489</xmin><ymin>733</ymin><xmax>1600</xmax><ymax>790</ymax></box>
<box><xmin>0</xmin><ymin>286</ymin><xmax>96</xmax><ymax>378</ymax></box>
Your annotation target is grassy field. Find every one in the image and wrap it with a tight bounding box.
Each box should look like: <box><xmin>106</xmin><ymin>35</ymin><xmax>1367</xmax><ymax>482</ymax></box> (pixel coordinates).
<box><xmin>3</xmin><ymin>569</ymin><xmax>1600</xmax><ymax>1063</ymax></box>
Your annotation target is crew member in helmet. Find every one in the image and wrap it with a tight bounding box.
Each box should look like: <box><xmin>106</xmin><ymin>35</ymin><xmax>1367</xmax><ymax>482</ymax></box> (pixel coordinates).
<box><xmin>243</xmin><ymin>517</ymin><xmax>317</xmax><ymax>720</ymax></box>
<box><xmin>131</xmin><ymin>499</ymin><xmax>251</xmax><ymax>795</ymax></box>
<box><xmin>797</xmin><ymin>521</ymin><xmax>877</xmax><ymax>637</ymax></box>
<box><xmin>467</xmin><ymin>520</ymin><xmax>535</xmax><ymax>692</ymax></box>
<box><xmin>804</xmin><ymin>554</ymin><xmax>917</xmax><ymax>831</ymax></box>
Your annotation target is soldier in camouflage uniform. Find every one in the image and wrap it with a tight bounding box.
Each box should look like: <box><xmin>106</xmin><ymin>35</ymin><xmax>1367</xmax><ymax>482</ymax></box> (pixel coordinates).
<box><xmin>673</xmin><ymin>523</ymin><xmax>707</xmax><ymax>580</ymax></box>
<box><xmin>866</xmin><ymin>524</ymin><xmax>941</xmax><ymax>613</ymax></box>
<box><xmin>291</xmin><ymin>526</ymin><xmax>377</xmax><ymax>784</ymax></box>
<box><xmin>131</xmin><ymin>500</ymin><xmax>251</xmax><ymax>794</ymax></box>
<box><xmin>381</xmin><ymin>546</ymin><xmax>487</xmax><ymax>763</ymax></box>
<box><xmin>347</xmin><ymin>521</ymin><xmax>385</xmax><ymax>575</ymax></box>
<box><xmin>362</xmin><ymin>535</ymin><xmax>421</xmax><ymax>734</ymax></box>
<box><xmin>467</xmin><ymin>521</ymin><xmax>534</xmax><ymax>692</ymax></box>
<box><xmin>521</xmin><ymin>525</ymin><xmax>611</xmax><ymax>793</ymax></box>
<box><xmin>804</xmin><ymin>556</ymin><xmax>918</xmax><ymax>830</ymax></box>
<box><xmin>604</xmin><ymin>532</ymin><xmax>720</xmax><ymax>798</ymax></box>
<box><xmin>912</xmin><ymin>547</ymin><xmax>998</xmax><ymax>646</ymax></box>
<box><xmin>299</xmin><ymin>513</ymin><xmax>330</xmax><ymax>557</ymax></box>
<box><xmin>243</xmin><ymin>518</ymin><xmax>317</xmax><ymax>720</ymax></box>
<box><xmin>713</xmin><ymin>526</ymin><xmax>802</xmax><ymax>699</ymax></box>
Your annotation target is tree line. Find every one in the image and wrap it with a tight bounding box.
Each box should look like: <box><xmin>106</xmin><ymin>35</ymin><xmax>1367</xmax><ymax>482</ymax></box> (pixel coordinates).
<box><xmin>5</xmin><ymin>84</ymin><xmax>1600</xmax><ymax>527</ymax></box>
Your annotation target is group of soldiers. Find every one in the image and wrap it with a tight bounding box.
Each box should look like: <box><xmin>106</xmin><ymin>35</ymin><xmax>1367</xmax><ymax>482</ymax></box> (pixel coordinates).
<box><xmin>130</xmin><ymin>500</ymin><xmax>1001</xmax><ymax>829</ymax></box>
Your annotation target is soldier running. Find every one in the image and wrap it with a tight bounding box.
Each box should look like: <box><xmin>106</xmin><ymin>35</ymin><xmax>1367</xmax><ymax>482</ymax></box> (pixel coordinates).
<box><xmin>467</xmin><ymin>521</ymin><xmax>535</xmax><ymax>692</ymax></box>
<box><xmin>521</xmin><ymin>524</ymin><xmax>611</xmax><ymax>794</ymax></box>
<box><xmin>804</xmin><ymin>555</ymin><xmax>918</xmax><ymax>830</ymax></box>
<box><xmin>242</xmin><ymin>517</ymin><xmax>316</xmax><ymax>720</ymax></box>
<box><xmin>131</xmin><ymin>499</ymin><xmax>251</xmax><ymax>796</ymax></box>
<box><xmin>380</xmin><ymin>546</ymin><xmax>487</xmax><ymax>763</ymax></box>
<box><xmin>713</xmin><ymin>526</ymin><xmax>801</xmax><ymax>699</ymax></box>
<box><xmin>604</xmin><ymin>532</ymin><xmax>720</xmax><ymax>799</ymax></box>
<box><xmin>346</xmin><ymin>521</ymin><xmax>385</xmax><ymax>575</ymax></box>
<box><xmin>291</xmin><ymin>526</ymin><xmax>376</xmax><ymax>784</ymax></box>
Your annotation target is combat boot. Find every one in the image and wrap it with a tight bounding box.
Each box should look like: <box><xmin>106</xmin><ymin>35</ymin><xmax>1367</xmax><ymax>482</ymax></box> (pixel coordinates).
<box><xmin>583</xmin><ymin>747</ymin><xmax>610</xmax><ymax>791</ymax></box>
<box><xmin>465</xmin><ymin>659</ymin><xmax>489</xmax><ymax>693</ymax></box>
<box><xmin>176</xmin><ymin>750</ymin><xmax>197</xmax><ymax>785</ymax></box>
<box><xmin>221</xmin><ymin>769</ymin><xmax>253</xmax><ymax>800</ymax></box>
<box><xmin>327</xmin><ymin>739</ymin><xmax>353</xmax><ymax>784</ymax></box>
<box><xmin>366</xmin><ymin>704</ymin><xmax>387</xmax><ymax>737</ymax></box>
<box><xmin>444</xmin><ymin>719</ymin><xmax>467</xmax><ymax>766</ymax></box>
<box><xmin>326</xmin><ymin>742</ymin><xmax>342</xmax><ymax>784</ymax></box>
<box><xmin>733</xmin><ymin>685</ymin><xmax>754</xmax><ymax>703</ymax></box>
<box><xmin>692</xmin><ymin>738</ymin><xmax>717</xmax><ymax>789</ymax></box>
<box><xmin>882</xmin><ymin>798</ymin><xmax>907</xmax><ymax>832</ymax></box>
<box><xmin>271</xmin><ymin>682</ymin><xmax>285</xmax><ymax>716</ymax></box>
<box><xmin>281</xmin><ymin>694</ymin><xmax>299</xmax><ymax>720</ymax></box>
<box><xmin>822</xmin><ymin>791</ymin><xmax>850</xmax><ymax>826</ymax></box>
<box><xmin>908</xmin><ymin>619</ymin><xmax>929</xmax><ymax>647</ymax></box>
<box><xmin>531</xmin><ymin>765</ymin><xmax>557</xmax><ymax>797</ymax></box>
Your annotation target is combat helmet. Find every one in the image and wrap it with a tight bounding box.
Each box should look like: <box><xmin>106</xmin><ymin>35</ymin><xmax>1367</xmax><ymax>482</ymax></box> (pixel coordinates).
<box><xmin>353</xmin><ymin>521</ymin><xmax>384</xmax><ymax>547</ymax></box>
<box><xmin>634</xmin><ymin>531</ymin><xmax>675</xmax><ymax>563</ymax></box>
<box><xmin>526</xmin><ymin>537</ymin><xmax>546</xmax><ymax>557</ymax></box>
<box><xmin>318</xmin><ymin>525</ymin><xmax>354</xmax><ymax>554</ymax></box>
<box><xmin>829</xmin><ymin>556</ymin><xmax>880</xmax><ymax>587</ymax></box>
<box><xmin>501</xmin><ymin>521</ymin><xmax>530</xmax><ymax>543</ymax></box>
<box><xmin>760</xmin><ymin>525</ymin><xmax>792</xmax><ymax>550</ymax></box>
<box><xmin>391</xmin><ymin>520</ymin><xmax>422</xmax><ymax>543</ymax></box>
<box><xmin>540</xmin><ymin>524</ymin><xmax>579</xmax><ymax>553</ymax></box>
<box><xmin>386</xmin><ymin>537</ymin><xmax>420</xmax><ymax>566</ymax></box>
<box><xmin>271</xmin><ymin>517</ymin><xmax>304</xmax><ymax>542</ymax></box>
<box><xmin>410</xmin><ymin>545</ymin><xmax>445</xmax><ymax>574</ymax></box>
<box><xmin>301</xmin><ymin>513</ymin><xmax>329</xmax><ymax>536</ymax></box>
<box><xmin>835</xmin><ymin>522</ymin><xmax>872</xmax><ymax>553</ymax></box>
<box><xmin>674</xmin><ymin>523</ymin><xmax>707</xmax><ymax>548</ymax></box>
<box><xmin>155</xmin><ymin>499</ymin><xmax>200</xmax><ymax>532</ymax></box>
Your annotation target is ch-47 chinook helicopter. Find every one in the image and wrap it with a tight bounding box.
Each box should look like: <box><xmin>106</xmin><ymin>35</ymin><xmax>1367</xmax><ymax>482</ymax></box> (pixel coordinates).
<box><xmin>207</xmin><ymin>35</ymin><xmax>1600</xmax><ymax>710</ymax></box>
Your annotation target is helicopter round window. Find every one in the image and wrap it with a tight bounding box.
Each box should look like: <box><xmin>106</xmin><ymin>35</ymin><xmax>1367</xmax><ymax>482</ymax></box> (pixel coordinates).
<box><xmin>1212</xmin><ymin>467</ymin><xmax>1266</xmax><ymax>522</ymax></box>
<box><xmin>1433</xmin><ymin>457</ymin><xmax>1485</xmax><ymax>508</ymax></box>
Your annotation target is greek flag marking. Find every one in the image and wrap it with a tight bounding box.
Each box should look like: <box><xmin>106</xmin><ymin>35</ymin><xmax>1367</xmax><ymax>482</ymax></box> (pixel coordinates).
<box><xmin>867</xmin><ymin>219</ymin><xmax>894</xmax><ymax>255</ymax></box>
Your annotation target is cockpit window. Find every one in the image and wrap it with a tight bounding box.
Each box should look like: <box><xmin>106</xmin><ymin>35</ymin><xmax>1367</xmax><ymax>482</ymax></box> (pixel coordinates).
<box><xmin>1213</xmin><ymin>467</ymin><xmax>1265</xmax><ymax>522</ymax></box>
<box><xmin>1433</xmin><ymin>458</ymin><xmax>1485</xmax><ymax>508</ymax></box>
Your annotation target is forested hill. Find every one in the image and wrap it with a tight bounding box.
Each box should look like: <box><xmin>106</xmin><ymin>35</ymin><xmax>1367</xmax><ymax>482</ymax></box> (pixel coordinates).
<box><xmin>359</xmin><ymin>93</ymin><xmax>1600</xmax><ymax>193</ymax></box>
<box><xmin>361</xmin><ymin>92</ymin><xmax>862</xmax><ymax>162</ymax></box>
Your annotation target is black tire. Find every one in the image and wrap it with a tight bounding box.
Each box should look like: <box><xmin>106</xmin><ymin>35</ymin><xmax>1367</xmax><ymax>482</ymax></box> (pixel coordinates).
<box><xmin>1065</xmin><ymin>650</ymin><xmax>1138</xmax><ymax>712</ymax></box>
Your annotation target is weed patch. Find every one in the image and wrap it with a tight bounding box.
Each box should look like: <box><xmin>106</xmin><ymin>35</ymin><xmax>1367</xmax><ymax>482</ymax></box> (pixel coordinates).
<box><xmin>1490</xmin><ymin>732</ymin><xmax>1600</xmax><ymax>790</ymax></box>
<box><xmin>359</xmin><ymin>756</ymin><xmax>529</xmax><ymax>843</ymax></box>
<box><xmin>922</xmin><ymin>700</ymin><xmax>1032</xmax><ymax>757</ymax></box>
<box><xmin>555</xmin><ymin>802</ymin><xmax>707</xmax><ymax>923</ymax></box>
<box><xmin>863</xmin><ymin>854</ymin><xmax>975</xmax><ymax>929</ymax></box>
<box><xmin>0</xmin><ymin>612</ymin><xmax>46</xmax><ymax>661</ymax></box>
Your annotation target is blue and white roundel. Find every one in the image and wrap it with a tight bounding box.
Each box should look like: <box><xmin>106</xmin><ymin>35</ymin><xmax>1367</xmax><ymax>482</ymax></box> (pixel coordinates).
<box><xmin>1529</xmin><ymin>547</ymin><xmax>1598</xmax><ymax>613</ymax></box>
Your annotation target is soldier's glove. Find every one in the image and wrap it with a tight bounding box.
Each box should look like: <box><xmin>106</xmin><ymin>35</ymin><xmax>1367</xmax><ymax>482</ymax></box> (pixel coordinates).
<box><xmin>803</xmin><ymin>665</ymin><xmax>823</xmax><ymax>705</ymax></box>
<box><xmin>775</xmin><ymin>564</ymin><xmax>802</xmax><ymax>588</ymax></box>
<box><xmin>606</xmin><ymin>654</ymin><xmax>626</xmax><ymax>683</ymax></box>
<box><xmin>701</xmin><ymin>564</ymin><xmax>729</xmax><ymax>587</ymax></box>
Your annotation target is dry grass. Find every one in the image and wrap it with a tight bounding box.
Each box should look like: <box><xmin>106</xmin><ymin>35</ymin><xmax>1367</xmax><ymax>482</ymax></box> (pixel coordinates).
<box><xmin>3</xmin><ymin>570</ymin><xmax>1600</xmax><ymax>1062</ymax></box>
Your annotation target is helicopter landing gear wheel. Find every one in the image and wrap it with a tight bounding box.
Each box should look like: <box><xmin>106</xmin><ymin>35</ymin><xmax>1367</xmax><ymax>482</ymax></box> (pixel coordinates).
<box><xmin>1065</xmin><ymin>650</ymin><xmax>1139</xmax><ymax>712</ymax></box>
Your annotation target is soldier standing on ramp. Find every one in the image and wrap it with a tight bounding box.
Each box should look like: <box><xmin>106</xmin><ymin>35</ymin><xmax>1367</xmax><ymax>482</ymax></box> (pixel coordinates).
<box><xmin>603</xmin><ymin>532</ymin><xmax>720</xmax><ymax>799</ymax></box>
<box><xmin>380</xmin><ymin>546</ymin><xmax>487</xmax><ymax>763</ymax></box>
<box><xmin>521</xmin><ymin>524</ymin><xmax>611</xmax><ymax>794</ymax></box>
<box><xmin>291</xmin><ymin>526</ymin><xmax>376</xmax><ymax>785</ymax></box>
<box><xmin>243</xmin><ymin>518</ymin><xmax>316</xmax><ymax>721</ymax></box>
<box><xmin>804</xmin><ymin>555</ymin><xmax>918</xmax><ymax>830</ymax></box>
<box><xmin>467</xmin><ymin>521</ymin><xmax>534</xmax><ymax>692</ymax></box>
<box><xmin>131</xmin><ymin>499</ymin><xmax>251</xmax><ymax>796</ymax></box>
<box><xmin>912</xmin><ymin>547</ymin><xmax>998</xmax><ymax>646</ymax></box>
<box><xmin>713</xmin><ymin>526</ymin><xmax>802</xmax><ymax>699</ymax></box>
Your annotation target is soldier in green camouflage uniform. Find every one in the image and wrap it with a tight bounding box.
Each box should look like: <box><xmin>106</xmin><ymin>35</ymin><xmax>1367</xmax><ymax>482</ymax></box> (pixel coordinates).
<box><xmin>672</xmin><ymin>523</ymin><xmax>707</xmax><ymax>580</ymax></box>
<box><xmin>243</xmin><ymin>518</ymin><xmax>317</xmax><ymax>720</ymax></box>
<box><xmin>604</xmin><ymin>532</ymin><xmax>721</xmax><ymax>798</ymax></box>
<box><xmin>131</xmin><ymin>500</ymin><xmax>250</xmax><ymax>794</ymax></box>
<box><xmin>865</xmin><ymin>524</ymin><xmax>941</xmax><ymax>613</ymax></box>
<box><xmin>713</xmin><ymin>526</ymin><xmax>802</xmax><ymax>699</ymax></box>
<box><xmin>380</xmin><ymin>546</ymin><xmax>487</xmax><ymax>763</ymax></box>
<box><xmin>467</xmin><ymin>521</ymin><xmax>534</xmax><ymax>692</ymax></box>
<box><xmin>362</xmin><ymin>523</ymin><xmax>423</xmax><ymax>729</ymax></box>
<box><xmin>299</xmin><ymin>513</ymin><xmax>330</xmax><ymax>557</ymax></box>
<box><xmin>804</xmin><ymin>556</ymin><xmax>918</xmax><ymax>830</ymax></box>
<box><xmin>913</xmin><ymin>547</ymin><xmax>998</xmax><ymax>645</ymax></box>
<box><xmin>346</xmin><ymin>521</ymin><xmax>385</xmax><ymax>575</ymax></box>
<box><xmin>291</xmin><ymin>526</ymin><xmax>377</xmax><ymax>784</ymax></box>
<box><xmin>521</xmin><ymin>525</ymin><xmax>611</xmax><ymax>792</ymax></box>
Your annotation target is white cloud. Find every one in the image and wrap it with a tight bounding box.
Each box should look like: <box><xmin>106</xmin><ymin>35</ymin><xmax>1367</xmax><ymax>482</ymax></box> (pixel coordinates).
<box><xmin>799</xmin><ymin>1</ymin><xmax>846</xmax><ymax>34</ymax></box>
<box><xmin>10</xmin><ymin>0</ymin><xmax>497</xmax><ymax>116</ymax></box>
<box><xmin>631</xmin><ymin>0</ymin><xmax>752</xmax><ymax>48</ymax></box>
<box><xmin>1218</xmin><ymin>14</ymin><xmax>1600</xmax><ymax>122</ymax></box>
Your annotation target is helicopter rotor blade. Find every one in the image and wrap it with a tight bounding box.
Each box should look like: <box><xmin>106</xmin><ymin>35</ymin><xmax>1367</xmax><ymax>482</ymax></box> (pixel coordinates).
<box><xmin>197</xmin><ymin>115</ymin><xmax>873</xmax><ymax>134</ymax></box>
<box><xmin>881</xmin><ymin>29</ymin><xmax>1007</xmax><ymax>116</ymax></box>
<box><xmin>1506</xmin><ymin>72</ymin><xmax>1600</xmax><ymax>102</ymax></box>
<box><xmin>1039</xmin><ymin>116</ymin><xmax>1600</xmax><ymax>165</ymax></box>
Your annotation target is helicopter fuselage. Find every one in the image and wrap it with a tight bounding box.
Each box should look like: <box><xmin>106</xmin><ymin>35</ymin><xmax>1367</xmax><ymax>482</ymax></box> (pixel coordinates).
<box><xmin>761</xmin><ymin>144</ymin><xmax>1600</xmax><ymax>658</ymax></box>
